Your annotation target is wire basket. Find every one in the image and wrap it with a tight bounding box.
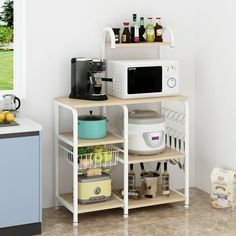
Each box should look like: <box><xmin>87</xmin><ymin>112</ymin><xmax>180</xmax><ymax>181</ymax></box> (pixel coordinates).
<box><xmin>66</xmin><ymin>145</ymin><xmax>120</xmax><ymax>170</ymax></box>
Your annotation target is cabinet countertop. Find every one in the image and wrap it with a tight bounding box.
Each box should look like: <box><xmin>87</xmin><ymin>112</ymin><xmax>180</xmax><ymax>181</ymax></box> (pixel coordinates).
<box><xmin>0</xmin><ymin>117</ymin><xmax>42</xmax><ymax>135</ymax></box>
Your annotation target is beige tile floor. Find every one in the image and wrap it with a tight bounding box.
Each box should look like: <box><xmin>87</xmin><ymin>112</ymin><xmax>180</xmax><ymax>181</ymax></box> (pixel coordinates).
<box><xmin>41</xmin><ymin>188</ymin><xmax>236</xmax><ymax>236</ymax></box>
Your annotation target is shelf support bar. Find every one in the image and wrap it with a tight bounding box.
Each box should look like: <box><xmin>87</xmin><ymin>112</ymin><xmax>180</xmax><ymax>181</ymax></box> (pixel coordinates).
<box><xmin>184</xmin><ymin>100</ymin><xmax>190</xmax><ymax>208</ymax></box>
<box><xmin>72</xmin><ymin>108</ymin><xmax>79</xmax><ymax>224</ymax></box>
<box><xmin>100</xmin><ymin>27</ymin><xmax>116</xmax><ymax>60</ymax></box>
<box><xmin>55</xmin><ymin>102</ymin><xmax>60</xmax><ymax>207</ymax></box>
<box><xmin>163</xmin><ymin>26</ymin><xmax>175</xmax><ymax>48</ymax></box>
<box><xmin>121</xmin><ymin>105</ymin><xmax>129</xmax><ymax>217</ymax></box>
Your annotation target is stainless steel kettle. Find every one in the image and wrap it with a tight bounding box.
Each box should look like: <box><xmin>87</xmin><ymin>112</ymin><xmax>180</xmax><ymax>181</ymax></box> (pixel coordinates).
<box><xmin>2</xmin><ymin>94</ymin><xmax>21</xmax><ymax>112</ymax></box>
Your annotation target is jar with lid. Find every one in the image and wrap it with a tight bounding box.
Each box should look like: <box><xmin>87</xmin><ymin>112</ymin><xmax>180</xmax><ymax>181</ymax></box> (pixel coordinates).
<box><xmin>122</xmin><ymin>22</ymin><xmax>131</xmax><ymax>43</ymax></box>
<box><xmin>146</xmin><ymin>17</ymin><xmax>155</xmax><ymax>42</ymax></box>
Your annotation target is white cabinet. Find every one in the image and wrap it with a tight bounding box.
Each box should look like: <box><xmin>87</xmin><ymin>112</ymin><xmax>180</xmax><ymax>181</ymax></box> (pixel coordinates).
<box><xmin>0</xmin><ymin>118</ymin><xmax>42</xmax><ymax>235</ymax></box>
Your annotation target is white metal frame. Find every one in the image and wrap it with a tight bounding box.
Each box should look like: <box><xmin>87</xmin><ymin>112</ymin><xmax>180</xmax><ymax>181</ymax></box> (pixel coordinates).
<box><xmin>54</xmin><ymin>97</ymin><xmax>189</xmax><ymax>224</ymax></box>
<box><xmin>184</xmin><ymin>100</ymin><xmax>190</xmax><ymax>208</ymax></box>
<box><xmin>55</xmin><ymin>102</ymin><xmax>129</xmax><ymax>224</ymax></box>
<box><xmin>54</xmin><ymin>26</ymin><xmax>189</xmax><ymax>225</ymax></box>
<box><xmin>101</xmin><ymin>26</ymin><xmax>189</xmax><ymax>211</ymax></box>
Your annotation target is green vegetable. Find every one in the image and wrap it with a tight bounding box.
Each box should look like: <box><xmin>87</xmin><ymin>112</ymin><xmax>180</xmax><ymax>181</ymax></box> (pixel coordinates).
<box><xmin>78</xmin><ymin>147</ymin><xmax>91</xmax><ymax>156</ymax></box>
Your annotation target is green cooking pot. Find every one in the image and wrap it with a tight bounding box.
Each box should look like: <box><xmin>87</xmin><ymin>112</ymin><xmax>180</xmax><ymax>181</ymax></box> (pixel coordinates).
<box><xmin>78</xmin><ymin>111</ymin><xmax>107</xmax><ymax>139</ymax></box>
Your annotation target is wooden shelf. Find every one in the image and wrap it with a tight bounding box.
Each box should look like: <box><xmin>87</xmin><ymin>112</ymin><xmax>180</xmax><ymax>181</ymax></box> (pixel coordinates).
<box><xmin>112</xmin><ymin>190</ymin><xmax>185</xmax><ymax>209</ymax></box>
<box><xmin>58</xmin><ymin>132</ymin><xmax>124</xmax><ymax>147</ymax></box>
<box><xmin>58</xmin><ymin>193</ymin><xmax>124</xmax><ymax>214</ymax></box>
<box><xmin>118</xmin><ymin>147</ymin><xmax>185</xmax><ymax>164</ymax></box>
<box><xmin>128</xmin><ymin>190</ymin><xmax>185</xmax><ymax>209</ymax></box>
<box><xmin>106</xmin><ymin>42</ymin><xmax>171</xmax><ymax>48</ymax></box>
<box><xmin>55</xmin><ymin>95</ymin><xmax>188</xmax><ymax>109</ymax></box>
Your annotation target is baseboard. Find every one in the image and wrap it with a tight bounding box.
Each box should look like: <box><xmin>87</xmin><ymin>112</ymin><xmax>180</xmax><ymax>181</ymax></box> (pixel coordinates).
<box><xmin>0</xmin><ymin>222</ymin><xmax>41</xmax><ymax>236</ymax></box>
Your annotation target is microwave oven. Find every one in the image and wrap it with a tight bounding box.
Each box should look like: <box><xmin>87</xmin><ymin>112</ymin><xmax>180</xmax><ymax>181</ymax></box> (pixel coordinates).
<box><xmin>107</xmin><ymin>59</ymin><xmax>179</xmax><ymax>99</ymax></box>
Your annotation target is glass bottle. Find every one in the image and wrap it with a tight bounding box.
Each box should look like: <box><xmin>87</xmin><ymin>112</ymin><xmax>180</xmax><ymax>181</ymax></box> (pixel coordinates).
<box><xmin>155</xmin><ymin>17</ymin><xmax>163</xmax><ymax>42</ymax></box>
<box><xmin>131</xmin><ymin>14</ymin><xmax>139</xmax><ymax>43</ymax></box>
<box><xmin>128</xmin><ymin>164</ymin><xmax>136</xmax><ymax>190</ymax></box>
<box><xmin>162</xmin><ymin>162</ymin><xmax>170</xmax><ymax>196</ymax></box>
<box><xmin>146</xmin><ymin>17</ymin><xmax>155</xmax><ymax>42</ymax></box>
<box><xmin>122</xmin><ymin>22</ymin><xmax>131</xmax><ymax>43</ymax></box>
<box><xmin>155</xmin><ymin>162</ymin><xmax>162</xmax><ymax>195</ymax></box>
<box><xmin>140</xmin><ymin>162</ymin><xmax>146</xmax><ymax>198</ymax></box>
<box><xmin>139</xmin><ymin>17</ymin><xmax>146</xmax><ymax>42</ymax></box>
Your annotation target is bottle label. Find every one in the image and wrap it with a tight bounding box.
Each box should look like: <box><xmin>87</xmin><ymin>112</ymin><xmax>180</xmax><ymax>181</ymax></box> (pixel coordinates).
<box><xmin>115</xmin><ymin>35</ymin><xmax>119</xmax><ymax>43</ymax></box>
<box><xmin>122</xmin><ymin>35</ymin><xmax>126</xmax><ymax>42</ymax></box>
<box><xmin>156</xmin><ymin>29</ymin><xmax>162</xmax><ymax>36</ymax></box>
<box><xmin>162</xmin><ymin>176</ymin><xmax>169</xmax><ymax>192</ymax></box>
<box><xmin>134</xmin><ymin>26</ymin><xmax>139</xmax><ymax>42</ymax></box>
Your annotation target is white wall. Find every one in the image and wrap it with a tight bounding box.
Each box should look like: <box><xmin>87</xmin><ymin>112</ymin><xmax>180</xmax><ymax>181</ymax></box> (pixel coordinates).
<box><xmin>195</xmin><ymin>0</ymin><xmax>236</xmax><ymax>192</ymax></box>
<box><xmin>21</xmin><ymin>0</ymin><xmax>196</xmax><ymax>208</ymax></box>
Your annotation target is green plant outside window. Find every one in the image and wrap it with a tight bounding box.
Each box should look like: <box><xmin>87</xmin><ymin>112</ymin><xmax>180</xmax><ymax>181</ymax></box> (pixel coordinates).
<box><xmin>0</xmin><ymin>0</ymin><xmax>13</xmax><ymax>91</ymax></box>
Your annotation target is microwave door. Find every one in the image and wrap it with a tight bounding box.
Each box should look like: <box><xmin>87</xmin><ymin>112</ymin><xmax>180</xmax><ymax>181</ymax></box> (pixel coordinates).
<box><xmin>127</xmin><ymin>66</ymin><xmax>162</xmax><ymax>94</ymax></box>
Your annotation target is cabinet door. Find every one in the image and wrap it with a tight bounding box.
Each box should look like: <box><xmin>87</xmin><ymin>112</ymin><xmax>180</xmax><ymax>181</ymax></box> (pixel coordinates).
<box><xmin>0</xmin><ymin>133</ymin><xmax>40</xmax><ymax>228</ymax></box>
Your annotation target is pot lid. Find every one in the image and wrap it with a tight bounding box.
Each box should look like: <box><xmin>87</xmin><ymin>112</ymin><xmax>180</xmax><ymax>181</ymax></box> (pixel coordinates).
<box><xmin>78</xmin><ymin>111</ymin><xmax>106</xmax><ymax>121</ymax></box>
<box><xmin>129</xmin><ymin>110</ymin><xmax>165</xmax><ymax>124</ymax></box>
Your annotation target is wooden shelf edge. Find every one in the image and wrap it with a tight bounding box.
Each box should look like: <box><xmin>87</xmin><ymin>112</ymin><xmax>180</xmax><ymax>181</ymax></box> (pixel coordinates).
<box><xmin>119</xmin><ymin>147</ymin><xmax>185</xmax><ymax>164</ymax></box>
<box><xmin>59</xmin><ymin>193</ymin><xmax>124</xmax><ymax>214</ymax></box>
<box><xmin>58</xmin><ymin>132</ymin><xmax>124</xmax><ymax>147</ymax></box>
<box><xmin>55</xmin><ymin>95</ymin><xmax>189</xmax><ymax>109</ymax></box>
<box><xmin>128</xmin><ymin>190</ymin><xmax>185</xmax><ymax>209</ymax></box>
<box><xmin>106</xmin><ymin>42</ymin><xmax>171</xmax><ymax>48</ymax></box>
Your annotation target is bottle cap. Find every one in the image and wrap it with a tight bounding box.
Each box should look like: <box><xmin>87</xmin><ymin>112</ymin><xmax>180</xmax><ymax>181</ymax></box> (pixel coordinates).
<box><xmin>123</xmin><ymin>22</ymin><xmax>129</xmax><ymax>26</ymax></box>
<box><xmin>148</xmin><ymin>17</ymin><xmax>153</xmax><ymax>19</ymax></box>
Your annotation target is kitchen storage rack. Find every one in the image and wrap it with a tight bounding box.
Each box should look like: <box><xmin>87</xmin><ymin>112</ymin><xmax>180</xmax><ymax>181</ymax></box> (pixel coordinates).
<box><xmin>54</xmin><ymin>95</ymin><xmax>189</xmax><ymax>225</ymax></box>
<box><xmin>54</xmin><ymin>26</ymin><xmax>189</xmax><ymax>225</ymax></box>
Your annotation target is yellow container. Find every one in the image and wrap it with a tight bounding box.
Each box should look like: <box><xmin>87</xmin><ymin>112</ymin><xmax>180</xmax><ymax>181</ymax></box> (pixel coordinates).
<box><xmin>78</xmin><ymin>173</ymin><xmax>111</xmax><ymax>204</ymax></box>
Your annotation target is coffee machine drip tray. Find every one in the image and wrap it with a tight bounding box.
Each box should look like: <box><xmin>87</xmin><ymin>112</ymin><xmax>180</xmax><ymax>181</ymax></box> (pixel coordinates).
<box><xmin>87</xmin><ymin>94</ymin><xmax>108</xmax><ymax>101</ymax></box>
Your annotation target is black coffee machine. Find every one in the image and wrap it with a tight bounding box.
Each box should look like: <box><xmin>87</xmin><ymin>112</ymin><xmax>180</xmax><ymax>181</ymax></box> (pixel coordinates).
<box><xmin>69</xmin><ymin>58</ymin><xmax>112</xmax><ymax>100</ymax></box>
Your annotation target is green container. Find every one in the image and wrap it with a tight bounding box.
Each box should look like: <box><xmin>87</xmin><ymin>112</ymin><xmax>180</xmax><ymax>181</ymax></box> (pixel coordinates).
<box><xmin>78</xmin><ymin>111</ymin><xmax>107</xmax><ymax>139</ymax></box>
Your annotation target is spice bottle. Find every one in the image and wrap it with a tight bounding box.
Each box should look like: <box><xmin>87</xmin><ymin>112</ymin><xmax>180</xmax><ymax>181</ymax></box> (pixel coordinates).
<box><xmin>155</xmin><ymin>17</ymin><xmax>163</xmax><ymax>42</ymax></box>
<box><xmin>155</xmin><ymin>162</ymin><xmax>162</xmax><ymax>195</ymax></box>
<box><xmin>146</xmin><ymin>17</ymin><xmax>155</xmax><ymax>42</ymax></box>
<box><xmin>112</xmin><ymin>28</ymin><xmax>120</xmax><ymax>43</ymax></box>
<box><xmin>131</xmin><ymin>14</ymin><xmax>139</xmax><ymax>43</ymax></box>
<box><xmin>139</xmin><ymin>17</ymin><xmax>146</xmax><ymax>42</ymax></box>
<box><xmin>128</xmin><ymin>164</ymin><xmax>136</xmax><ymax>190</ymax></box>
<box><xmin>122</xmin><ymin>22</ymin><xmax>131</xmax><ymax>43</ymax></box>
<box><xmin>162</xmin><ymin>162</ymin><xmax>170</xmax><ymax>196</ymax></box>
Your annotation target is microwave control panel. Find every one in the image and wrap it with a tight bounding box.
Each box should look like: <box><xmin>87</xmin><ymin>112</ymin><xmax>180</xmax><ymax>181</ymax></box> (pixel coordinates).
<box><xmin>164</xmin><ymin>63</ymin><xmax>178</xmax><ymax>90</ymax></box>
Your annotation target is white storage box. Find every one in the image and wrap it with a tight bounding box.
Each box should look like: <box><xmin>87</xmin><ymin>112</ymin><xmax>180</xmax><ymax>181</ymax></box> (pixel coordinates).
<box><xmin>210</xmin><ymin>168</ymin><xmax>236</xmax><ymax>209</ymax></box>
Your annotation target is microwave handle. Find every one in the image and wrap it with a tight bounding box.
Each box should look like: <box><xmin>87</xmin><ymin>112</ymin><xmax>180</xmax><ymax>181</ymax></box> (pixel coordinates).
<box><xmin>101</xmin><ymin>78</ymin><xmax>113</xmax><ymax>82</ymax></box>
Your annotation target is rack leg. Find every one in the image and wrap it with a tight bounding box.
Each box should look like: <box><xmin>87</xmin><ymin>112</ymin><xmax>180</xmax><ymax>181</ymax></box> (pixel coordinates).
<box><xmin>122</xmin><ymin>105</ymin><xmax>129</xmax><ymax>218</ymax></box>
<box><xmin>184</xmin><ymin>101</ymin><xmax>190</xmax><ymax>208</ymax></box>
<box><xmin>55</xmin><ymin>102</ymin><xmax>60</xmax><ymax>207</ymax></box>
<box><xmin>72</xmin><ymin>108</ymin><xmax>79</xmax><ymax>224</ymax></box>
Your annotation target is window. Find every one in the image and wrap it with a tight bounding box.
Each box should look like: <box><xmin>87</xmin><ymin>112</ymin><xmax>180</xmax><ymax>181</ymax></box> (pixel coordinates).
<box><xmin>0</xmin><ymin>0</ymin><xmax>25</xmax><ymax>98</ymax></box>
